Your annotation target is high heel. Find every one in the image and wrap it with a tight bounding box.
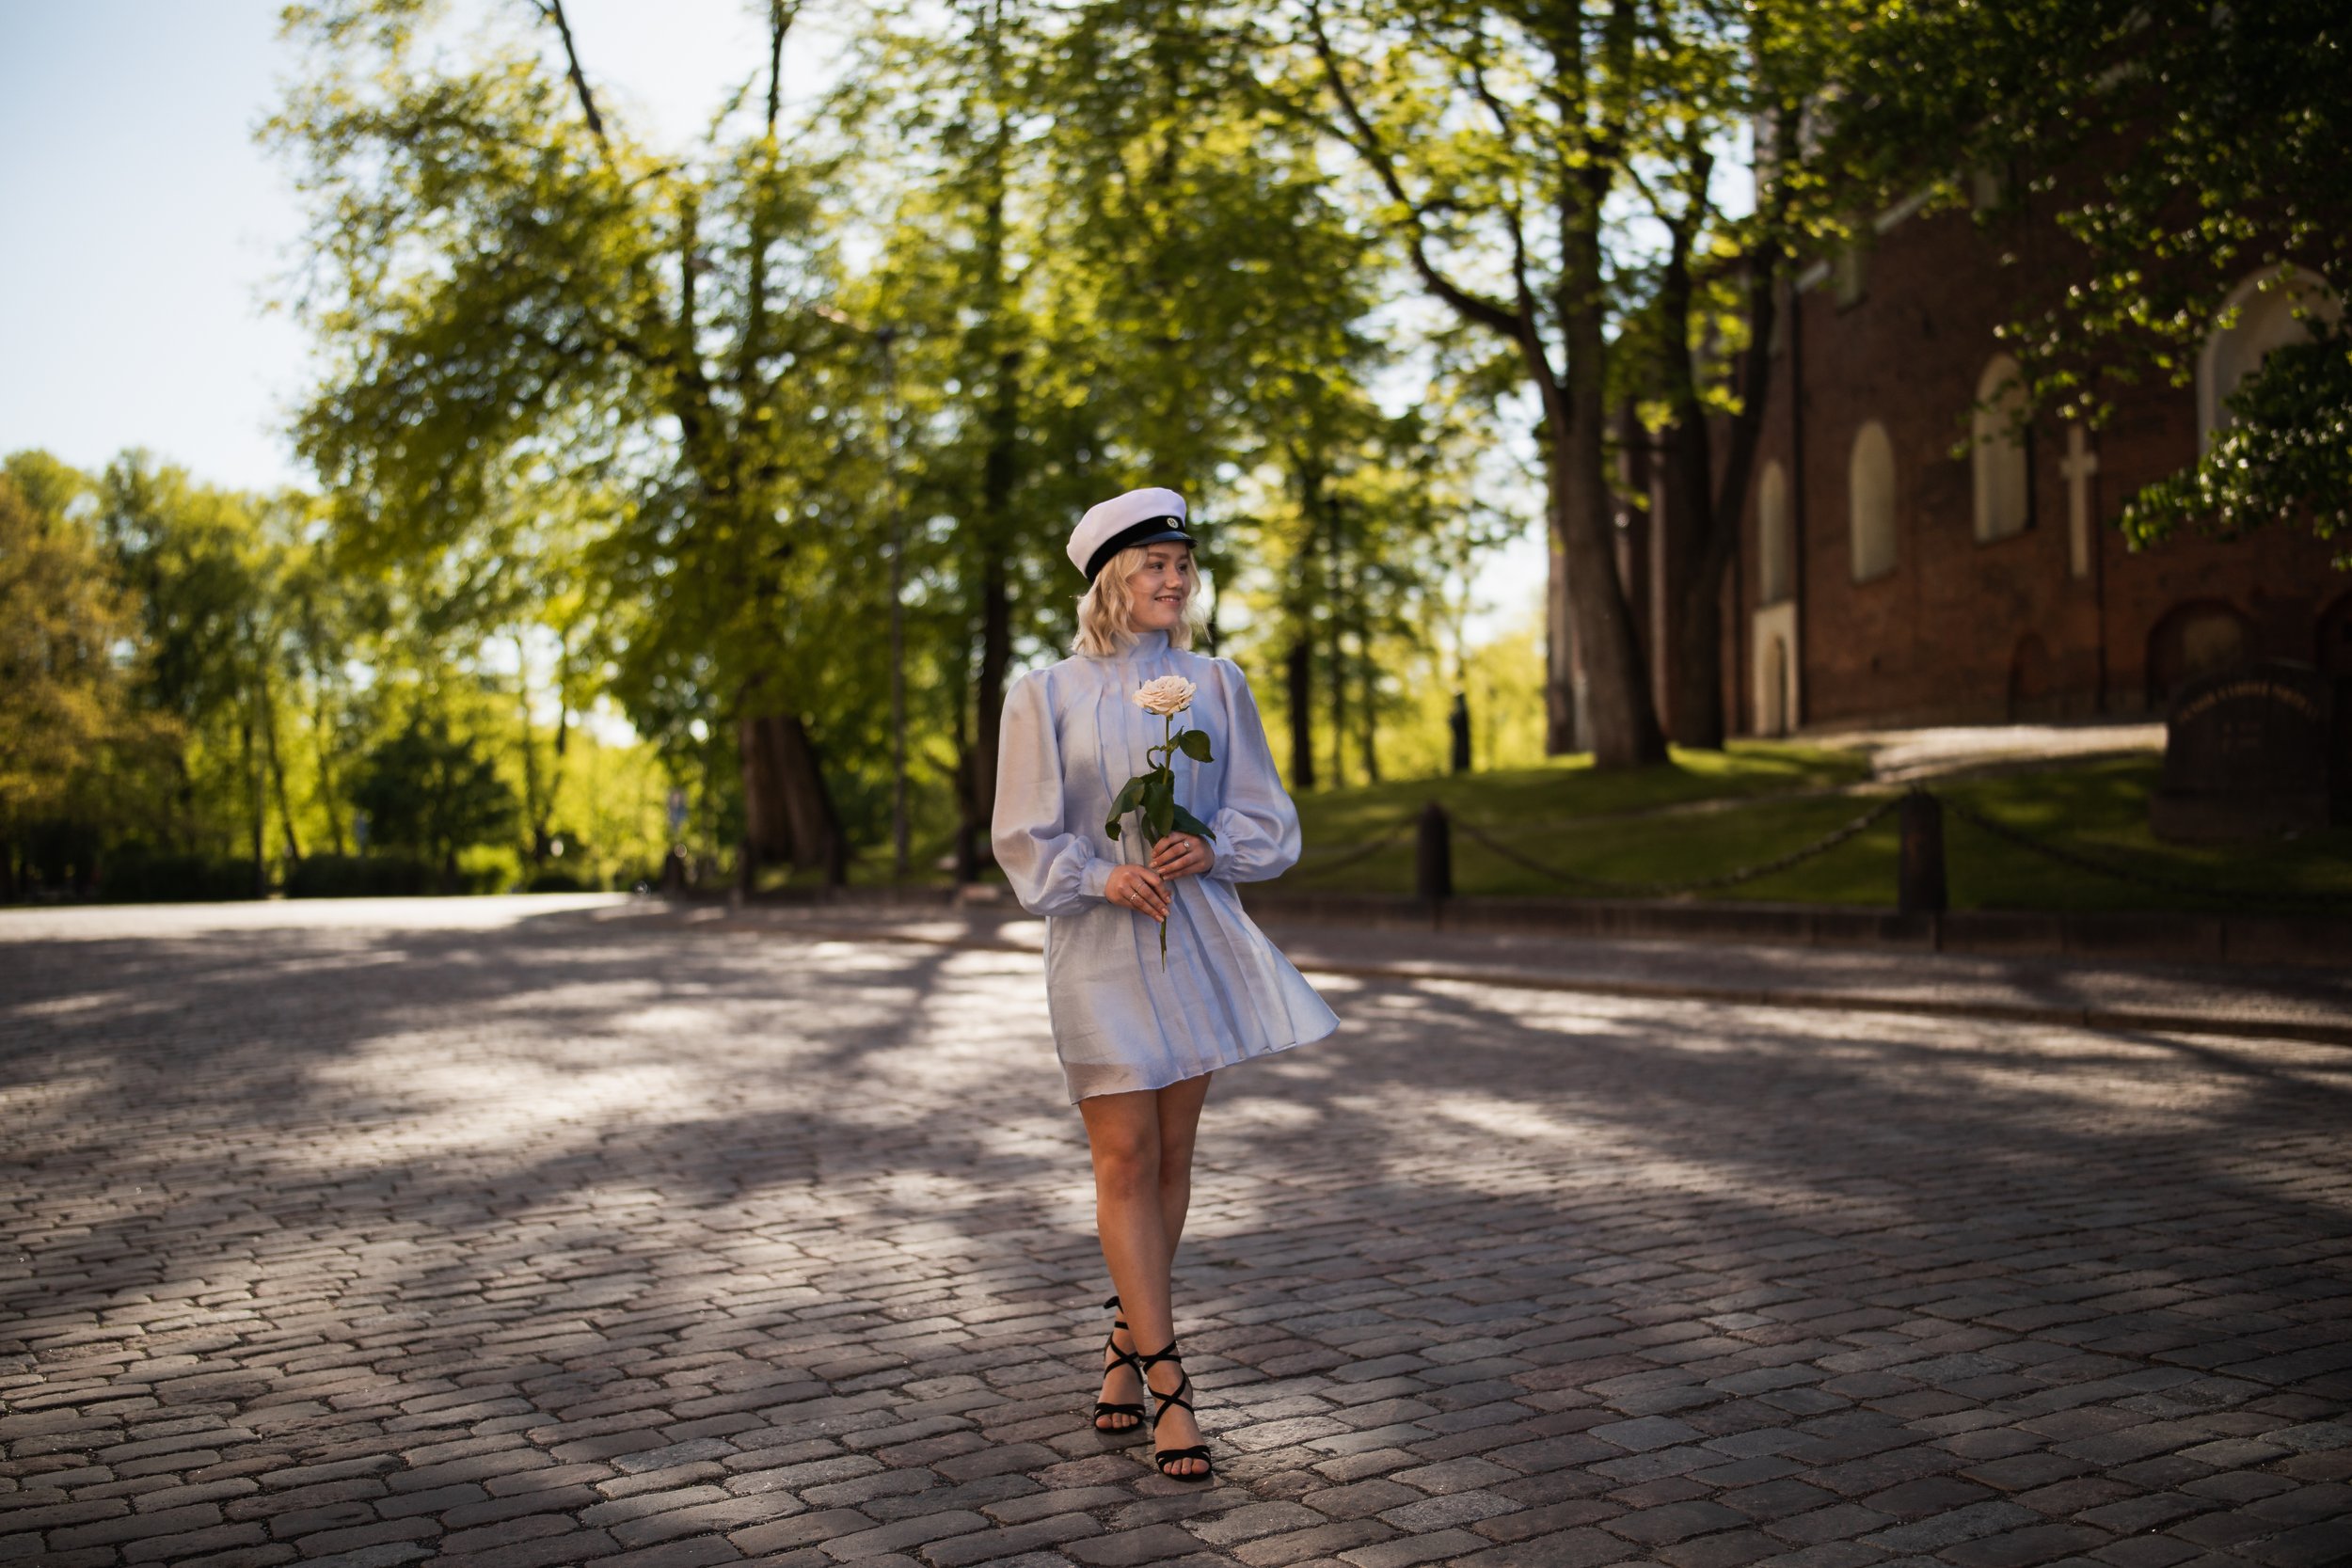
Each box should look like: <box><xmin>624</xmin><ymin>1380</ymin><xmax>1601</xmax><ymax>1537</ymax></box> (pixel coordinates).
<box><xmin>1092</xmin><ymin>1295</ymin><xmax>1146</xmax><ymax>1435</ymax></box>
<box><xmin>1137</xmin><ymin>1343</ymin><xmax>1213</xmax><ymax>1482</ymax></box>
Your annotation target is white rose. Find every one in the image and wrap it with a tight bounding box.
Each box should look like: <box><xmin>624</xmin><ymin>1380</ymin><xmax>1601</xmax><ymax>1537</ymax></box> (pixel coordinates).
<box><xmin>1132</xmin><ymin>674</ymin><xmax>1197</xmax><ymax>717</ymax></box>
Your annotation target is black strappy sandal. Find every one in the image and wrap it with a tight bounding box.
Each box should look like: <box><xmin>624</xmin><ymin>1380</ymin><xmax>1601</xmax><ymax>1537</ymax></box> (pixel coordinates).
<box><xmin>1092</xmin><ymin>1295</ymin><xmax>1146</xmax><ymax>1435</ymax></box>
<box><xmin>1137</xmin><ymin>1343</ymin><xmax>1213</xmax><ymax>1482</ymax></box>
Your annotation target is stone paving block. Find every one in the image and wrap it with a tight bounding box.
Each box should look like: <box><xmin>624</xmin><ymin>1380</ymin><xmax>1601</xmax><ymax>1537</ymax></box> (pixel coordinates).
<box><xmin>1335</xmin><ymin>1526</ymin><xmax>1484</xmax><ymax>1567</ymax></box>
<box><xmin>820</xmin><ymin>1510</ymin><xmax>991</xmax><ymax>1560</ymax></box>
<box><xmin>1940</xmin><ymin>1523</ymin><xmax>2112</xmax><ymax>1568</ymax></box>
<box><xmin>1186</xmin><ymin>1503</ymin><xmax>1327</xmax><ymax>1545</ymax></box>
<box><xmin>1448</xmin><ymin>1527</ymin><xmax>1636</xmax><ymax>1568</ymax></box>
<box><xmin>1604</xmin><ymin>1498</ymin><xmax>1749</xmax><ymax>1544</ymax></box>
<box><xmin>1060</xmin><ymin>1523</ymin><xmax>1216</xmax><ymax>1565</ymax></box>
<box><xmin>1761</xmin><ymin>1502</ymin><xmax>1894</xmax><ymax>1546</ymax></box>
<box><xmin>2086</xmin><ymin>1539</ymin><xmax>2200</xmax><ymax>1568</ymax></box>
<box><xmin>1231</xmin><ymin>1518</ymin><xmax>1391</xmax><ymax>1567</ymax></box>
<box><xmin>5</xmin><ymin>909</ymin><xmax>2350</xmax><ymax>1568</ymax></box>
<box><xmin>612</xmin><ymin>1494</ymin><xmax>802</xmax><ymax>1547</ymax></box>
<box><xmin>729</xmin><ymin>1509</ymin><xmax>881</xmax><ymax>1556</ymax></box>
<box><xmin>922</xmin><ymin>1513</ymin><xmax>1099</xmax><ymax>1567</ymax></box>
<box><xmin>602</xmin><ymin>1539</ymin><xmax>749</xmax><ymax>1568</ymax></box>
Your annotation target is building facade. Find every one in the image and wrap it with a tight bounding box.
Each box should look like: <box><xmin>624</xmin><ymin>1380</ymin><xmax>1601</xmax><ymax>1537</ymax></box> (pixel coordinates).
<box><xmin>1727</xmin><ymin>187</ymin><xmax>2348</xmax><ymax>737</ymax></box>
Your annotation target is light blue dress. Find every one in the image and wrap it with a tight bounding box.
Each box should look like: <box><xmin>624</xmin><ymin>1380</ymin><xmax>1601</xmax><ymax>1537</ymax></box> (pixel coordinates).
<box><xmin>992</xmin><ymin>628</ymin><xmax>1341</xmax><ymax>1101</ymax></box>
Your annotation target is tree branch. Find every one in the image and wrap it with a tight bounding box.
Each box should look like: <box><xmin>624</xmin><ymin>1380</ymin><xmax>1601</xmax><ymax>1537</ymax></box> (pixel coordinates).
<box><xmin>765</xmin><ymin>0</ymin><xmax>797</xmax><ymax>137</ymax></box>
<box><xmin>532</xmin><ymin>0</ymin><xmax>612</xmax><ymax>162</ymax></box>
<box><xmin>1302</xmin><ymin>0</ymin><xmax>1525</xmax><ymax>343</ymax></box>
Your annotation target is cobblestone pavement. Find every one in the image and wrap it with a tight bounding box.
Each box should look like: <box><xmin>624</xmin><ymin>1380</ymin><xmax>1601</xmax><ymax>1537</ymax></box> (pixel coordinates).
<box><xmin>4</xmin><ymin>898</ymin><xmax>2349</xmax><ymax>1568</ymax></box>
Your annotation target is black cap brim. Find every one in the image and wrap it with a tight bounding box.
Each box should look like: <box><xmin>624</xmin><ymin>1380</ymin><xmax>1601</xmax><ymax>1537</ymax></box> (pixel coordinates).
<box><xmin>1083</xmin><ymin>519</ymin><xmax>1195</xmax><ymax>581</ymax></box>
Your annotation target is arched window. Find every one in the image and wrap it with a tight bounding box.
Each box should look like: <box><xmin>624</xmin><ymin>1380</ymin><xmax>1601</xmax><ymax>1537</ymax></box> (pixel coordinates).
<box><xmin>1848</xmin><ymin>421</ymin><xmax>1897</xmax><ymax>582</ymax></box>
<box><xmin>1757</xmin><ymin>461</ymin><xmax>1792</xmax><ymax>604</ymax></box>
<box><xmin>1971</xmin><ymin>355</ymin><xmax>2030</xmax><ymax>543</ymax></box>
<box><xmin>2199</xmin><ymin>266</ymin><xmax>2341</xmax><ymax>450</ymax></box>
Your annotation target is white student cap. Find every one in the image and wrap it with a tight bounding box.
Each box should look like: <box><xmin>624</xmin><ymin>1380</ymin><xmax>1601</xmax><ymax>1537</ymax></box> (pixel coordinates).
<box><xmin>1067</xmin><ymin>486</ymin><xmax>1194</xmax><ymax>581</ymax></box>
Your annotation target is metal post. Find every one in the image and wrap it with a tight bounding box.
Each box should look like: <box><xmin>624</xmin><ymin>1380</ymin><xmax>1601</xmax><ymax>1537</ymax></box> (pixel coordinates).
<box><xmin>1416</xmin><ymin>800</ymin><xmax>1454</xmax><ymax>906</ymax></box>
<box><xmin>1898</xmin><ymin>789</ymin><xmax>1947</xmax><ymax>915</ymax></box>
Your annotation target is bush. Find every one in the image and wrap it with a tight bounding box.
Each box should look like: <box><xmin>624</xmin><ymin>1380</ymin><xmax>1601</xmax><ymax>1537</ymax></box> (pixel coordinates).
<box><xmin>102</xmin><ymin>852</ymin><xmax>256</xmax><ymax>903</ymax></box>
<box><xmin>523</xmin><ymin>866</ymin><xmax>594</xmax><ymax>893</ymax></box>
<box><xmin>285</xmin><ymin>853</ymin><xmax>436</xmax><ymax>898</ymax></box>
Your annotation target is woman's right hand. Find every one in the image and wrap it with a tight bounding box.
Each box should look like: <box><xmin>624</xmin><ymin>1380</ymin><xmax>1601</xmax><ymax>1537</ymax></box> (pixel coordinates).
<box><xmin>1104</xmin><ymin>864</ymin><xmax>1170</xmax><ymax>924</ymax></box>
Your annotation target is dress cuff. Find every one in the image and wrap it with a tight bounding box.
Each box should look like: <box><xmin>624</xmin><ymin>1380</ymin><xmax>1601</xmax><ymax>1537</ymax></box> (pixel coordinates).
<box><xmin>1080</xmin><ymin>858</ymin><xmax>1116</xmax><ymax>901</ymax></box>
<box><xmin>1207</xmin><ymin>808</ymin><xmax>1245</xmax><ymax>878</ymax></box>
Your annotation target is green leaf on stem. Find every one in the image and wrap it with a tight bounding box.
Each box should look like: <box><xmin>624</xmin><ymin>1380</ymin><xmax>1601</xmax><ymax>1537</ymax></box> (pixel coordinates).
<box><xmin>1104</xmin><ymin>775</ymin><xmax>1145</xmax><ymax>839</ymax></box>
<box><xmin>1143</xmin><ymin>768</ymin><xmax>1174</xmax><ymax>844</ymax></box>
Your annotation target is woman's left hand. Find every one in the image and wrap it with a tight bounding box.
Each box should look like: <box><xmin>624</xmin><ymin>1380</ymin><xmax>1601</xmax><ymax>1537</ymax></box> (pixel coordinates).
<box><xmin>1150</xmin><ymin>832</ymin><xmax>1213</xmax><ymax>880</ymax></box>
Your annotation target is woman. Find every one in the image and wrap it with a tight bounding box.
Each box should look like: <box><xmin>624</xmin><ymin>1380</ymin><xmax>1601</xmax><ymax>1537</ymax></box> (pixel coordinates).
<box><xmin>992</xmin><ymin>485</ymin><xmax>1340</xmax><ymax>1482</ymax></box>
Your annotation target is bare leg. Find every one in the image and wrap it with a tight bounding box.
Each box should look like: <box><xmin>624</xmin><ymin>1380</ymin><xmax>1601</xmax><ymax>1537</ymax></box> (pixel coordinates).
<box><xmin>1082</xmin><ymin>1074</ymin><xmax>1212</xmax><ymax>1475</ymax></box>
<box><xmin>1155</xmin><ymin>1072</ymin><xmax>1212</xmax><ymax>1256</ymax></box>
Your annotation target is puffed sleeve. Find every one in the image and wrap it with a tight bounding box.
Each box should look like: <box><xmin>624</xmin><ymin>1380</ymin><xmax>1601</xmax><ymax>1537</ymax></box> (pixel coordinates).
<box><xmin>1205</xmin><ymin>658</ymin><xmax>1303</xmax><ymax>882</ymax></box>
<box><xmin>992</xmin><ymin>671</ymin><xmax>1117</xmax><ymax>916</ymax></box>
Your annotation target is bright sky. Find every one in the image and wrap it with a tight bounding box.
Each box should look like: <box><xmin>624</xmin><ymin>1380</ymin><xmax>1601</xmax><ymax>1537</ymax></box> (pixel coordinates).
<box><xmin>0</xmin><ymin>0</ymin><xmax>827</xmax><ymax>492</ymax></box>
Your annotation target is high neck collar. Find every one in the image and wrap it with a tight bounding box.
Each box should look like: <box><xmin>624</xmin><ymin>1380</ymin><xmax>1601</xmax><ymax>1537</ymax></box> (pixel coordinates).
<box><xmin>1111</xmin><ymin>628</ymin><xmax>1171</xmax><ymax>659</ymax></box>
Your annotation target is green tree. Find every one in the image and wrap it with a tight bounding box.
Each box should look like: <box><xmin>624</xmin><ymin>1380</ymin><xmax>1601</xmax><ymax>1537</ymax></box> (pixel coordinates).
<box><xmin>274</xmin><ymin>0</ymin><xmax>875</xmax><ymax>879</ymax></box>
<box><xmin>1239</xmin><ymin>0</ymin><xmax>1869</xmax><ymax>763</ymax></box>
<box><xmin>350</xmin><ymin>719</ymin><xmax>519</xmax><ymax>888</ymax></box>
<box><xmin>1253</xmin><ymin>0</ymin><xmax>1672</xmax><ymax>768</ymax></box>
<box><xmin>0</xmin><ymin>465</ymin><xmax>138</xmax><ymax>897</ymax></box>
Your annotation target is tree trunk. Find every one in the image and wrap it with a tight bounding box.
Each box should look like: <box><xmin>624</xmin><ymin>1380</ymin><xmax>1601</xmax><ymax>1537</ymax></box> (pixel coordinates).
<box><xmin>1657</xmin><ymin>418</ymin><xmax>1726</xmax><ymax>749</ymax></box>
<box><xmin>260</xmin><ymin>668</ymin><xmax>303</xmax><ymax>864</ymax></box>
<box><xmin>1549</xmin><ymin>219</ymin><xmax>1667</xmax><ymax>769</ymax></box>
<box><xmin>1357</xmin><ymin>626</ymin><xmax>1379</xmax><ymax>784</ymax></box>
<box><xmin>313</xmin><ymin>679</ymin><xmax>346</xmax><ymax>856</ymax></box>
<box><xmin>952</xmin><ymin>676</ymin><xmax>978</xmax><ymax>882</ymax></box>
<box><xmin>739</xmin><ymin>714</ymin><xmax>795</xmax><ymax>865</ymax></box>
<box><xmin>961</xmin><ymin>48</ymin><xmax>1020</xmax><ymax>881</ymax></box>
<box><xmin>1546</xmin><ymin>520</ymin><xmax>1577</xmax><ymax>753</ymax></box>
<box><xmin>970</xmin><ymin>486</ymin><xmax>1012</xmax><ymax>874</ymax></box>
<box><xmin>739</xmin><ymin>711</ymin><xmax>847</xmax><ymax>884</ymax></box>
<box><xmin>516</xmin><ymin>636</ymin><xmax>547</xmax><ymax>863</ymax></box>
<box><xmin>1653</xmin><ymin>232</ymin><xmax>1781</xmax><ymax>752</ymax></box>
<box><xmin>1285</xmin><ymin>639</ymin><xmax>1315</xmax><ymax>789</ymax></box>
<box><xmin>242</xmin><ymin>703</ymin><xmax>266</xmax><ymax>898</ymax></box>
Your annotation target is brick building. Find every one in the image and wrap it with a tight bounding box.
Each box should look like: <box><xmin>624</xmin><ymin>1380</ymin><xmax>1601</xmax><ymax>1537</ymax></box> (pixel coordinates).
<box><xmin>1692</xmin><ymin>186</ymin><xmax>2349</xmax><ymax>738</ymax></box>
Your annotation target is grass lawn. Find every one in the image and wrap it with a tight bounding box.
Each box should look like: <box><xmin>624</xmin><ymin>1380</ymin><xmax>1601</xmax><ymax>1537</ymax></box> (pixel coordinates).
<box><xmin>1275</xmin><ymin>752</ymin><xmax>2352</xmax><ymax>915</ymax></box>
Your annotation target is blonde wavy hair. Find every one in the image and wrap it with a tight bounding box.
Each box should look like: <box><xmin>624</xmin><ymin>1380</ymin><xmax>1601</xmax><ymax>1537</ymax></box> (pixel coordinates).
<box><xmin>1073</xmin><ymin>543</ymin><xmax>1210</xmax><ymax>657</ymax></box>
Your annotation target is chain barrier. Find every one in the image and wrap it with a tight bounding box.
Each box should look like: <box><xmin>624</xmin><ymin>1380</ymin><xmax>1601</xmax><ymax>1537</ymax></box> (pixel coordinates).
<box><xmin>1933</xmin><ymin>792</ymin><xmax>2352</xmax><ymax>911</ymax></box>
<box><xmin>1281</xmin><ymin>788</ymin><xmax>2348</xmax><ymax>912</ymax></box>
<box><xmin>1279</xmin><ymin>811</ymin><xmax>1422</xmax><ymax>885</ymax></box>
<box><xmin>1450</xmin><ymin>796</ymin><xmax>1900</xmax><ymax>898</ymax></box>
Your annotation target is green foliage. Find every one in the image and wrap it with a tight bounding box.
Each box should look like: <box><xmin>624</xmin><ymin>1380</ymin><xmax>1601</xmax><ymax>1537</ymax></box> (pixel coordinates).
<box><xmin>350</xmin><ymin>720</ymin><xmax>519</xmax><ymax>879</ymax></box>
<box><xmin>0</xmin><ymin>466</ymin><xmax>140</xmax><ymax>847</ymax></box>
<box><xmin>2122</xmin><ymin>325</ymin><xmax>2352</xmax><ymax>567</ymax></box>
<box><xmin>1831</xmin><ymin>0</ymin><xmax>2352</xmax><ymax>554</ymax></box>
